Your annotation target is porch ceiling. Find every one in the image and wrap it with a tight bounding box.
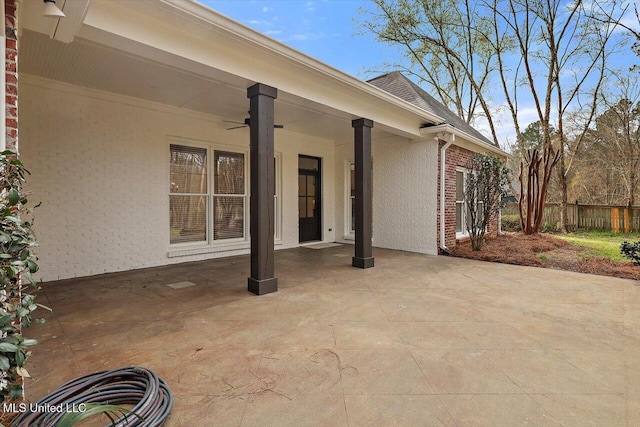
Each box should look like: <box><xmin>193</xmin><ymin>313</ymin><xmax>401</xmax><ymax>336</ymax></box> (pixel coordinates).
<box><xmin>20</xmin><ymin>29</ymin><xmax>394</xmax><ymax>144</ymax></box>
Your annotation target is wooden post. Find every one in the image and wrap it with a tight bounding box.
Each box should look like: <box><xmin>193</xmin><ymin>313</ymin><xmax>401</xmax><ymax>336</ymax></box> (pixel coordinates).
<box><xmin>247</xmin><ymin>83</ymin><xmax>278</xmax><ymax>295</ymax></box>
<box><xmin>624</xmin><ymin>206</ymin><xmax>630</xmax><ymax>233</ymax></box>
<box><xmin>352</xmin><ymin>118</ymin><xmax>374</xmax><ymax>269</ymax></box>
<box><xmin>611</xmin><ymin>208</ymin><xmax>619</xmax><ymax>233</ymax></box>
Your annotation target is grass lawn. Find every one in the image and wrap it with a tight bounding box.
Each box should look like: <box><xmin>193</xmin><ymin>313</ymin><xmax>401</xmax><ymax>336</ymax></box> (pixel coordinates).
<box><xmin>552</xmin><ymin>230</ymin><xmax>640</xmax><ymax>263</ymax></box>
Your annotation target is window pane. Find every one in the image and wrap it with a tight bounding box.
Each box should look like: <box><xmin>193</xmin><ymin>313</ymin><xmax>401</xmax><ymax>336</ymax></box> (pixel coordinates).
<box><xmin>298</xmin><ymin>175</ymin><xmax>306</xmax><ymax>196</ymax></box>
<box><xmin>299</xmin><ymin>156</ymin><xmax>319</xmax><ymax>170</ymax></box>
<box><xmin>274</xmin><ymin>158</ymin><xmax>278</xmax><ymax>196</ymax></box>
<box><xmin>214</xmin><ymin>196</ymin><xmax>244</xmax><ymax>239</ymax></box>
<box><xmin>307</xmin><ymin>197</ymin><xmax>315</xmax><ymax>218</ymax></box>
<box><xmin>456</xmin><ymin>202</ymin><xmax>463</xmax><ymax>233</ymax></box>
<box><xmin>170</xmin><ymin>145</ymin><xmax>207</xmax><ymax>194</ymax></box>
<box><xmin>215</xmin><ymin>151</ymin><xmax>244</xmax><ymax>195</ymax></box>
<box><xmin>307</xmin><ymin>176</ymin><xmax>315</xmax><ymax>195</ymax></box>
<box><xmin>456</xmin><ymin>171</ymin><xmax>464</xmax><ymax>201</ymax></box>
<box><xmin>351</xmin><ymin>199</ymin><xmax>355</xmax><ymax>231</ymax></box>
<box><xmin>350</xmin><ymin>163</ymin><xmax>355</xmax><ymax>197</ymax></box>
<box><xmin>170</xmin><ymin>195</ymin><xmax>207</xmax><ymax>243</ymax></box>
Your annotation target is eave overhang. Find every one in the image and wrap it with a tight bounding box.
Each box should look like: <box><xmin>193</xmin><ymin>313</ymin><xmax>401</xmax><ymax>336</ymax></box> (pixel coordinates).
<box><xmin>419</xmin><ymin>124</ymin><xmax>508</xmax><ymax>158</ymax></box>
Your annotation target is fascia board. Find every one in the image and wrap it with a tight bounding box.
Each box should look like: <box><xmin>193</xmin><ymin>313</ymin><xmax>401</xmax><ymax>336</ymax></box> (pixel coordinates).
<box><xmin>168</xmin><ymin>0</ymin><xmax>445</xmax><ymax>122</ymax></box>
<box><xmin>419</xmin><ymin>124</ymin><xmax>509</xmax><ymax>158</ymax></box>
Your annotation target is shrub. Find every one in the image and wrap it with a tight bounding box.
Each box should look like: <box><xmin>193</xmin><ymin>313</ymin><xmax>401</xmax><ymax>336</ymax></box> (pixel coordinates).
<box><xmin>464</xmin><ymin>154</ymin><xmax>510</xmax><ymax>250</ymax></box>
<box><xmin>620</xmin><ymin>241</ymin><xmax>640</xmax><ymax>266</ymax></box>
<box><xmin>0</xmin><ymin>151</ymin><xmax>44</xmax><ymax>403</ymax></box>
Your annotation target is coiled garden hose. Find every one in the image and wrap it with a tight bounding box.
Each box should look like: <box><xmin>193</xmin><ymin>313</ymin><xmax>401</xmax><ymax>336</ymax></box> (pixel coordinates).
<box><xmin>11</xmin><ymin>366</ymin><xmax>173</xmax><ymax>427</ymax></box>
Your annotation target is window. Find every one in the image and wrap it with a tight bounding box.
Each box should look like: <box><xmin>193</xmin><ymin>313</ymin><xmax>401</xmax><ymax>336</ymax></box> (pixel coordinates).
<box><xmin>274</xmin><ymin>155</ymin><xmax>281</xmax><ymax>240</ymax></box>
<box><xmin>344</xmin><ymin>162</ymin><xmax>356</xmax><ymax>236</ymax></box>
<box><xmin>170</xmin><ymin>143</ymin><xmax>247</xmax><ymax>246</ymax></box>
<box><xmin>456</xmin><ymin>168</ymin><xmax>484</xmax><ymax>237</ymax></box>
<box><xmin>350</xmin><ymin>163</ymin><xmax>355</xmax><ymax>233</ymax></box>
<box><xmin>213</xmin><ymin>151</ymin><xmax>245</xmax><ymax>240</ymax></box>
<box><xmin>170</xmin><ymin>145</ymin><xmax>208</xmax><ymax>244</ymax></box>
<box><xmin>345</xmin><ymin>161</ymin><xmax>372</xmax><ymax>237</ymax></box>
<box><xmin>456</xmin><ymin>170</ymin><xmax>465</xmax><ymax>235</ymax></box>
<box><xmin>170</xmin><ymin>142</ymin><xmax>281</xmax><ymax>248</ymax></box>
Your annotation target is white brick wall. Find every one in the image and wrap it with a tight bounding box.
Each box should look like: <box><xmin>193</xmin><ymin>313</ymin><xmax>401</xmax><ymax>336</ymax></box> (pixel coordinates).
<box><xmin>372</xmin><ymin>137</ymin><xmax>439</xmax><ymax>254</ymax></box>
<box><xmin>335</xmin><ymin>136</ymin><xmax>439</xmax><ymax>255</ymax></box>
<box><xmin>20</xmin><ymin>77</ymin><xmax>336</xmax><ymax>281</ymax></box>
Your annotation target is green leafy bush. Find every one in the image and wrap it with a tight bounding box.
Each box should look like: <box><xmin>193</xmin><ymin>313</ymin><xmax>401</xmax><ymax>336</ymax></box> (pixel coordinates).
<box><xmin>620</xmin><ymin>241</ymin><xmax>640</xmax><ymax>266</ymax></box>
<box><xmin>0</xmin><ymin>151</ymin><xmax>45</xmax><ymax>402</ymax></box>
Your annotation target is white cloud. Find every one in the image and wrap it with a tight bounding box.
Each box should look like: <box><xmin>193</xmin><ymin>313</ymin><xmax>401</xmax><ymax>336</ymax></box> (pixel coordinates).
<box><xmin>306</xmin><ymin>1</ymin><xmax>315</xmax><ymax>11</ymax></box>
<box><xmin>262</xmin><ymin>6</ymin><xmax>273</xmax><ymax>13</ymax></box>
<box><xmin>288</xmin><ymin>32</ymin><xmax>325</xmax><ymax>41</ymax></box>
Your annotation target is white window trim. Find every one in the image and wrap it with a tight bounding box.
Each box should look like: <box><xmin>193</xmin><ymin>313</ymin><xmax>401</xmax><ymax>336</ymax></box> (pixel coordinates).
<box><xmin>167</xmin><ymin>138</ymin><xmax>283</xmax><ymax>255</ymax></box>
<box><xmin>456</xmin><ymin>166</ymin><xmax>485</xmax><ymax>238</ymax></box>
<box><xmin>344</xmin><ymin>160</ymin><xmax>355</xmax><ymax>240</ymax></box>
<box><xmin>274</xmin><ymin>152</ymin><xmax>283</xmax><ymax>242</ymax></box>
<box><xmin>456</xmin><ymin>167</ymin><xmax>469</xmax><ymax>238</ymax></box>
<box><xmin>168</xmin><ymin>139</ymin><xmax>213</xmax><ymax>248</ymax></box>
<box><xmin>168</xmin><ymin>138</ymin><xmax>257</xmax><ymax>254</ymax></box>
<box><xmin>211</xmin><ymin>148</ymin><xmax>249</xmax><ymax>244</ymax></box>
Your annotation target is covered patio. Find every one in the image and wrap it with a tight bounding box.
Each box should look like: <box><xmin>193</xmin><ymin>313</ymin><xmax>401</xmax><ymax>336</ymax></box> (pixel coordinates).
<box><xmin>25</xmin><ymin>245</ymin><xmax>640</xmax><ymax>426</ymax></box>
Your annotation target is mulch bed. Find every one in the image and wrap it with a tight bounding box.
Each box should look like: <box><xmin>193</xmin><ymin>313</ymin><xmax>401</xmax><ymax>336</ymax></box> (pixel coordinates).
<box><xmin>451</xmin><ymin>232</ymin><xmax>640</xmax><ymax>281</ymax></box>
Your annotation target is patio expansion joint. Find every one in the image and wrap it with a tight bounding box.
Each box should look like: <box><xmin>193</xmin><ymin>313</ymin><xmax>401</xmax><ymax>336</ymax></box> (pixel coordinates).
<box><xmin>401</xmin><ymin>329</ymin><xmax>458</xmax><ymax>424</ymax></box>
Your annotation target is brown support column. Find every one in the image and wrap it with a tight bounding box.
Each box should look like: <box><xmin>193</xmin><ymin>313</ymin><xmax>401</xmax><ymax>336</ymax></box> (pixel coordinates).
<box><xmin>352</xmin><ymin>118</ymin><xmax>374</xmax><ymax>269</ymax></box>
<box><xmin>247</xmin><ymin>83</ymin><xmax>278</xmax><ymax>295</ymax></box>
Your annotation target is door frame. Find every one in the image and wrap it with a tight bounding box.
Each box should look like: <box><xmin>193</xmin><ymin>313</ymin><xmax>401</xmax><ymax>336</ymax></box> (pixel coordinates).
<box><xmin>298</xmin><ymin>154</ymin><xmax>322</xmax><ymax>243</ymax></box>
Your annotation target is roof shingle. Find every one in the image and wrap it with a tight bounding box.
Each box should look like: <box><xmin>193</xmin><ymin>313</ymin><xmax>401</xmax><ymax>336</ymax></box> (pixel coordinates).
<box><xmin>367</xmin><ymin>71</ymin><xmax>494</xmax><ymax>146</ymax></box>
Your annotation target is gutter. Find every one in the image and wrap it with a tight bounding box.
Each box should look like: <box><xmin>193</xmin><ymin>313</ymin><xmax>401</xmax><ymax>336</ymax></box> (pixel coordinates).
<box><xmin>419</xmin><ymin>124</ymin><xmax>507</xmax><ymax>157</ymax></box>
<box><xmin>439</xmin><ymin>133</ymin><xmax>454</xmax><ymax>253</ymax></box>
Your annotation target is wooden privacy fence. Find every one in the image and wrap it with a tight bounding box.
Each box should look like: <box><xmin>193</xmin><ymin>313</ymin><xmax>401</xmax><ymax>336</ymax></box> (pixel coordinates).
<box><xmin>502</xmin><ymin>202</ymin><xmax>640</xmax><ymax>232</ymax></box>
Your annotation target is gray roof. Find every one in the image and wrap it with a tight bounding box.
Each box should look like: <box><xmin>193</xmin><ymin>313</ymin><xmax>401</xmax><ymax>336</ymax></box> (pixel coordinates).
<box><xmin>367</xmin><ymin>71</ymin><xmax>494</xmax><ymax>146</ymax></box>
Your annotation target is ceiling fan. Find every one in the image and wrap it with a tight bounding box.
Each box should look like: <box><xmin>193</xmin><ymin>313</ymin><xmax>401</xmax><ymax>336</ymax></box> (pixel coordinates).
<box><xmin>224</xmin><ymin>112</ymin><xmax>284</xmax><ymax>130</ymax></box>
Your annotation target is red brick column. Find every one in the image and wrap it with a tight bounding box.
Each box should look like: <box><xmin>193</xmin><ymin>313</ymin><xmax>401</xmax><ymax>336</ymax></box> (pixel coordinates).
<box><xmin>5</xmin><ymin>0</ymin><xmax>18</xmax><ymax>152</ymax></box>
<box><xmin>438</xmin><ymin>143</ymin><xmax>499</xmax><ymax>252</ymax></box>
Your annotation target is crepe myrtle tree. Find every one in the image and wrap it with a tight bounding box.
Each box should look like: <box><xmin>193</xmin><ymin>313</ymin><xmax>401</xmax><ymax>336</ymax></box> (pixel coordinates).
<box><xmin>0</xmin><ymin>151</ymin><xmax>45</xmax><ymax>403</ymax></box>
<box><xmin>464</xmin><ymin>153</ymin><xmax>509</xmax><ymax>251</ymax></box>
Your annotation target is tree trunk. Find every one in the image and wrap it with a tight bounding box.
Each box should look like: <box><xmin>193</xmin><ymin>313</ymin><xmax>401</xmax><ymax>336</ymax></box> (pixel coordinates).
<box><xmin>557</xmin><ymin>157</ymin><xmax>569</xmax><ymax>233</ymax></box>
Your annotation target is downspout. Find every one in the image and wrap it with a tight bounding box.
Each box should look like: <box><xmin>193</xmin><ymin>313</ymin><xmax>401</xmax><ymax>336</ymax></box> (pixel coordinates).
<box><xmin>439</xmin><ymin>133</ymin><xmax>454</xmax><ymax>253</ymax></box>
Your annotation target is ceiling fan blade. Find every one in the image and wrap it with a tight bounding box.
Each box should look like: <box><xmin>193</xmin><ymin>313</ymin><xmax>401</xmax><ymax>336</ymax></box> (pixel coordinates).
<box><xmin>226</xmin><ymin>125</ymin><xmax>248</xmax><ymax>130</ymax></box>
<box><xmin>274</xmin><ymin>124</ymin><xmax>284</xmax><ymax>129</ymax></box>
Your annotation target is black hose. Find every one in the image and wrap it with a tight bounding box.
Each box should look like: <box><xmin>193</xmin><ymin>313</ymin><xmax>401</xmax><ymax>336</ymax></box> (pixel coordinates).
<box><xmin>11</xmin><ymin>366</ymin><xmax>173</xmax><ymax>427</ymax></box>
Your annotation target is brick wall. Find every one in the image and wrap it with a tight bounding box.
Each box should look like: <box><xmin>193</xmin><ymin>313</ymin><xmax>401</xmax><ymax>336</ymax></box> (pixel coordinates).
<box><xmin>5</xmin><ymin>0</ymin><xmax>18</xmax><ymax>152</ymax></box>
<box><xmin>21</xmin><ymin>78</ymin><xmax>339</xmax><ymax>281</ymax></box>
<box><xmin>437</xmin><ymin>142</ymin><xmax>499</xmax><ymax>252</ymax></box>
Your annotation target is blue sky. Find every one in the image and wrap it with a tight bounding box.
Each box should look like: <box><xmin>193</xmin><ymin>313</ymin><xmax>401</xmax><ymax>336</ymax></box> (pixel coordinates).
<box><xmin>201</xmin><ymin>1</ymin><xmax>638</xmax><ymax>145</ymax></box>
<box><xmin>200</xmin><ymin>1</ymin><xmax>384</xmax><ymax>78</ymax></box>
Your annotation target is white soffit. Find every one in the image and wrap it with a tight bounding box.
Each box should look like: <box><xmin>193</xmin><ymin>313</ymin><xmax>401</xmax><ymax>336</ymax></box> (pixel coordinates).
<box><xmin>19</xmin><ymin>0</ymin><xmax>445</xmax><ymax>142</ymax></box>
<box><xmin>76</xmin><ymin>0</ymin><xmax>441</xmax><ymax>138</ymax></box>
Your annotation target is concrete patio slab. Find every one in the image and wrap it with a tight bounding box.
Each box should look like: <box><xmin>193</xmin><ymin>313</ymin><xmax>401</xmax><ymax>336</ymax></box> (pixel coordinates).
<box><xmin>20</xmin><ymin>245</ymin><xmax>640</xmax><ymax>426</ymax></box>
